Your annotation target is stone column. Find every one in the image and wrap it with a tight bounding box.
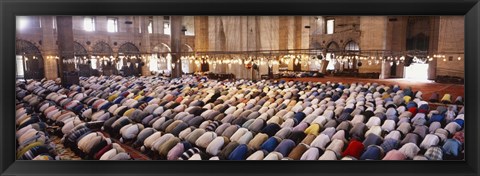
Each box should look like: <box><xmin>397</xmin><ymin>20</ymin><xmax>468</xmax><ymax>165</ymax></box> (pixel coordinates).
<box><xmin>170</xmin><ymin>16</ymin><xmax>183</xmax><ymax>78</ymax></box>
<box><xmin>56</xmin><ymin>16</ymin><xmax>79</xmax><ymax>86</ymax></box>
<box><xmin>428</xmin><ymin>17</ymin><xmax>440</xmax><ymax>80</ymax></box>
<box><xmin>41</xmin><ymin>16</ymin><xmax>58</xmax><ymax>80</ymax></box>
<box><xmin>359</xmin><ymin>16</ymin><xmax>388</xmax><ymax>75</ymax></box>
<box><xmin>435</xmin><ymin>16</ymin><xmax>464</xmax><ymax>79</ymax></box>
<box><xmin>380</xmin><ymin>61</ymin><xmax>391</xmax><ymax>79</ymax></box>
<box><xmin>139</xmin><ymin>16</ymin><xmax>152</xmax><ymax>76</ymax></box>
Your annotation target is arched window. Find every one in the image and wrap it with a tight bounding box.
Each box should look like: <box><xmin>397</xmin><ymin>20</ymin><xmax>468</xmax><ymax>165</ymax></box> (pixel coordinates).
<box><xmin>181</xmin><ymin>44</ymin><xmax>194</xmax><ymax>74</ymax></box>
<box><xmin>343</xmin><ymin>41</ymin><xmax>360</xmax><ymax>70</ymax></box>
<box><xmin>16</xmin><ymin>40</ymin><xmax>44</xmax><ymax>79</ymax></box>
<box><xmin>73</xmin><ymin>41</ymin><xmax>87</xmax><ymax>70</ymax></box>
<box><xmin>345</xmin><ymin>41</ymin><xmax>360</xmax><ymax>51</ymax></box>
<box><xmin>92</xmin><ymin>41</ymin><xmax>113</xmax><ymax>69</ymax></box>
<box><xmin>326</xmin><ymin>42</ymin><xmax>339</xmax><ymax>70</ymax></box>
<box><xmin>118</xmin><ymin>42</ymin><xmax>141</xmax><ymax>76</ymax></box>
<box><xmin>151</xmin><ymin>43</ymin><xmax>171</xmax><ymax>73</ymax></box>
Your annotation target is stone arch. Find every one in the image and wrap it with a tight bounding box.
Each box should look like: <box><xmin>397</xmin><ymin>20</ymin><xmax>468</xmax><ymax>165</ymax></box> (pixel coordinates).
<box><xmin>152</xmin><ymin>43</ymin><xmax>171</xmax><ymax>53</ymax></box>
<box><xmin>344</xmin><ymin>40</ymin><xmax>360</xmax><ymax>51</ymax></box>
<box><xmin>16</xmin><ymin>39</ymin><xmax>44</xmax><ymax>79</ymax></box>
<box><xmin>16</xmin><ymin>39</ymin><xmax>42</xmax><ymax>55</ymax></box>
<box><xmin>117</xmin><ymin>42</ymin><xmax>141</xmax><ymax>76</ymax></box>
<box><xmin>150</xmin><ymin>43</ymin><xmax>172</xmax><ymax>73</ymax></box>
<box><xmin>326</xmin><ymin>41</ymin><xmax>340</xmax><ymax>52</ymax></box>
<box><xmin>73</xmin><ymin>41</ymin><xmax>89</xmax><ymax>74</ymax></box>
<box><xmin>182</xmin><ymin>44</ymin><xmax>194</xmax><ymax>52</ymax></box>
<box><xmin>89</xmin><ymin>41</ymin><xmax>114</xmax><ymax>77</ymax></box>
<box><xmin>118</xmin><ymin>42</ymin><xmax>140</xmax><ymax>55</ymax></box>
<box><xmin>73</xmin><ymin>41</ymin><xmax>88</xmax><ymax>56</ymax></box>
<box><xmin>92</xmin><ymin>41</ymin><xmax>113</xmax><ymax>56</ymax></box>
<box><xmin>324</xmin><ymin>41</ymin><xmax>340</xmax><ymax>71</ymax></box>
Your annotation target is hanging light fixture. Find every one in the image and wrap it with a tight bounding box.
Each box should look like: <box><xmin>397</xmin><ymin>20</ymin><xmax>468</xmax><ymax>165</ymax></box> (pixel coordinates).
<box><xmin>171</xmin><ymin>62</ymin><xmax>176</xmax><ymax>69</ymax></box>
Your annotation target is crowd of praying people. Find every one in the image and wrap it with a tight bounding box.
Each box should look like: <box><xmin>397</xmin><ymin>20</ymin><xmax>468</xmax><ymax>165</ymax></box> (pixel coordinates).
<box><xmin>15</xmin><ymin>75</ymin><xmax>465</xmax><ymax>160</ymax></box>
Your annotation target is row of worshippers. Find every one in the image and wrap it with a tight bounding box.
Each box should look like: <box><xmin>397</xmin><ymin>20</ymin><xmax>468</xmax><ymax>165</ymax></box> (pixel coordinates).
<box><xmin>16</xmin><ymin>75</ymin><xmax>465</xmax><ymax>160</ymax></box>
<box><xmin>16</xmin><ymin>80</ymin><xmax>59</xmax><ymax>160</ymax></box>
<box><xmin>86</xmin><ymin>75</ymin><xmax>464</xmax><ymax>160</ymax></box>
<box><xmin>278</xmin><ymin>71</ymin><xmax>323</xmax><ymax>78</ymax></box>
<box><xmin>16</xmin><ymin>79</ymin><xmax>131</xmax><ymax>160</ymax></box>
<box><xmin>68</xmin><ymin>75</ymin><xmax>468</xmax><ymax>160</ymax></box>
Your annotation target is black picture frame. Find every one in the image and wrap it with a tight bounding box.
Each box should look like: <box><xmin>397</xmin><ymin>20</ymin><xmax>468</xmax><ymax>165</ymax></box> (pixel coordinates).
<box><xmin>1</xmin><ymin>0</ymin><xmax>479</xmax><ymax>176</ymax></box>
